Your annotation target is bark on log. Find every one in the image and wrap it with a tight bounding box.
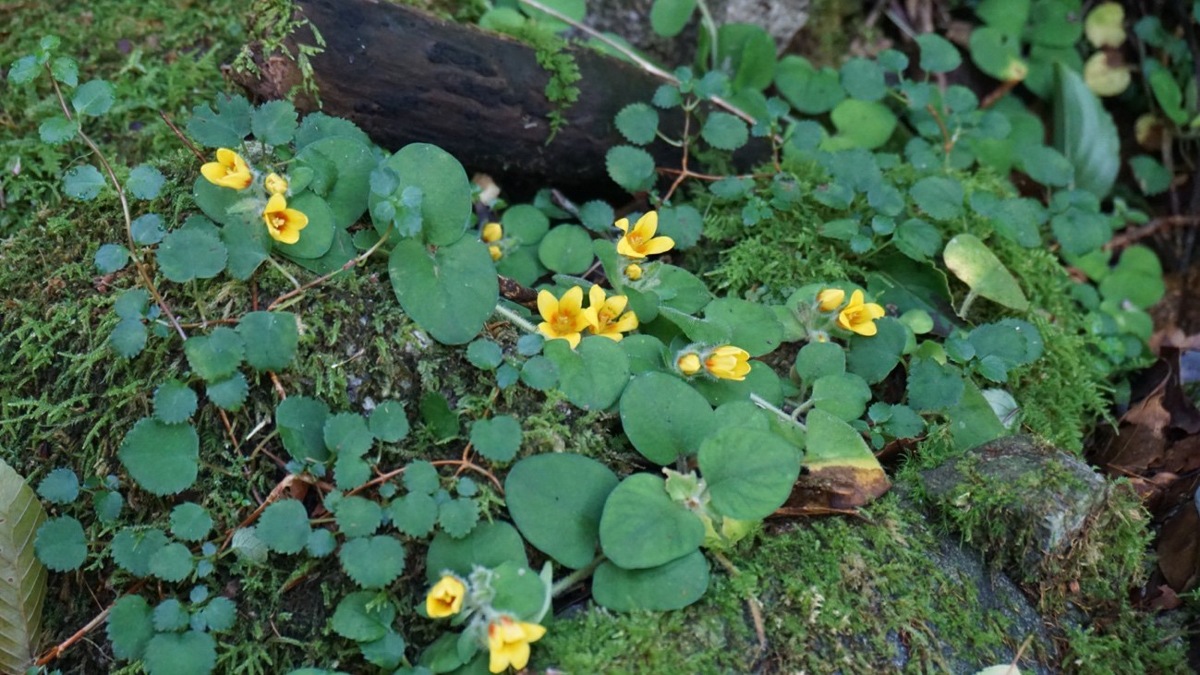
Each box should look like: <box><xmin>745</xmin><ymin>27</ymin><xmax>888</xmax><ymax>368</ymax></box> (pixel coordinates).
<box><xmin>233</xmin><ymin>0</ymin><xmax>679</xmax><ymax>193</ymax></box>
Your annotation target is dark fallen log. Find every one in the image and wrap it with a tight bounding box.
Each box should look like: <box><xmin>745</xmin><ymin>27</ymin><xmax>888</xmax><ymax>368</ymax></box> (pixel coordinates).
<box><xmin>233</xmin><ymin>0</ymin><xmax>678</xmax><ymax>192</ymax></box>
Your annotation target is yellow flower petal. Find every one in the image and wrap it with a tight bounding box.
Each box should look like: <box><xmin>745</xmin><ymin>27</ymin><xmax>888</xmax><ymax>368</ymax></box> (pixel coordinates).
<box><xmin>641</xmin><ymin>236</ymin><xmax>675</xmax><ymax>256</ymax></box>
<box><xmin>425</xmin><ymin>576</ymin><xmax>466</xmax><ymax>618</ymax></box>
<box><xmin>588</xmin><ymin>284</ymin><xmax>606</xmax><ymax>308</ymax></box>
<box><xmin>537</xmin><ymin>290</ymin><xmax>558</xmax><ymax>323</ymax></box>
<box><xmin>614</xmin><ymin>217</ymin><xmax>630</xmax><ymax>233</ymax></box>
<box><xmin>559</xmin><ymin>286</ymin><xmax>584</xmax><ymax>315</ymax></box>
<box><xmin>632</xmin><ymin>211</ymin><xmax>658</xmax><ymax>238</ymax></box>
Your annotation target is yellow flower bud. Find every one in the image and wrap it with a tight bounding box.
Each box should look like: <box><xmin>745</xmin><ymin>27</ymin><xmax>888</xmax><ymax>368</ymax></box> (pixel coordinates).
<box><xmin>677</xmin><ymin>353</ymin><xmax>701</xmax><ymax>376</ymax></box>
<box><xmin>425</xmin><ymin>575</ymin><xmax>466</xmax><ymax>618</ymax></box>
<box><xmin>489</xmin><ymin>245</ymin><xmax>502</xmax><ymax>261</ymax></box>
<box><xmin>200</xmin><ymin>148</ymin><xmax>252</xmax><ymax>190</ymax></box>
<box><xmin>704</xmin><ymin>346</ymin><xmax>751</xmax><ymax>381</ymax></box>
<box><xmin>624</xmin><ymin>264</ymin><xmax>643</xmax><ymax>280</ymax></box>
<box><xmin>817</xmin><ymin>288</ymin><xmax>845</xmax><ymax>312</ymax></box>
<box><xmin>264</xmin><ymin>172</ymin><xmax>289</xmax><ymax>196</ymax></box>
<box><xmin>482</xmin><ymin>221</ymin><xmax>503</xmax><ymax>243</ymax></box>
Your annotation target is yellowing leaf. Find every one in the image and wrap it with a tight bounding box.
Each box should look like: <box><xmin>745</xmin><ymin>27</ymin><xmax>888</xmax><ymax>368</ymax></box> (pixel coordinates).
<box><xmin>1084</xmin><ymin>2</ymin><xmax>1125</xmax><ymax>48</ymax></box>
<box><xmin>0</xmin><ymin>459</ymin><xmax>48</xmax><ymax>673</ymax></box>
<box><xmin>1083</xmin><ymin>52</ymin><xmax>1130</xmax><ymax>97</ymax></box>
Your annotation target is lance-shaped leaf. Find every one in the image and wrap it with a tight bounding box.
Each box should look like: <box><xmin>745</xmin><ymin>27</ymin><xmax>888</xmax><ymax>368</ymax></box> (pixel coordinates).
<box><xmin>784</xmin><ymin>409</ymin><xmax>890</xmax><ymax>512</ymax></box>
<box><xmin>0</xmin><ymin>459</ymin><xmax>48</xmax><ymax>674</ymax></box>
<box><xmin>1054</xmin><ymin>63</ymin><xmax>1119</xmax><ymax>199</ymax></box>
<box><xmin>942</xmin><ymin>234</ymin><xmax>1028</xmax><ymax>312</ymax></box>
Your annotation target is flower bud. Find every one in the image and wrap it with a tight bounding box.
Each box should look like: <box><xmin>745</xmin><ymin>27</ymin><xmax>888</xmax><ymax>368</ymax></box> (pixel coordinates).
<box><xmin>482</xmin><ymin>221</ymin><xmax>503</xmax><ymax>243</ymax></box>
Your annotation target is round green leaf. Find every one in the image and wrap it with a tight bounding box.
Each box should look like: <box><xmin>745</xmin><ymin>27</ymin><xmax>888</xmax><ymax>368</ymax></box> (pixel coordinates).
<box><xmin>94</xmin><ymin>243</ymin><xmax>128</xmax><ymax>273</ymax></box>
<box><xmin>38</xmin><ymin>467</ymin><xmax>80</xmax><ymax>505</ymax></box>
<box><xmin>128</xmin><ymin>165</ymin><xmax>166</xmax><ymax>200</ymax></box>
<box><xmin>250</xmin><ymin>99</ymin><xmax>298</xmax><ymax>146</ymax></box>
<box><xmin>774</xmin><ymin>55</ymin><xmax>845</xmax><ymax>114</ymax></box>
<box><xmin>703</xmin><ymin>298</ymin><xmax>784</xmax><ymax>357</ymax></box>
<box><xmin>256</xmin><ymin>499</ymin><xmax>311</xmax><ymax>554</ymax></box>
<box><xmin>170</xmin><ymin>503</ymin><xmax>213</xmax><ymax>542</ymax></box>
<box><xmin>910</xmin><ymin>176</ymin><xmax>964</xmax><ymax>222</ymax></box>
<box><xmin>149</xmin><ymin>542</ymin><xmax>193</xmax><ymax>582</ymax></box>
<box><xmin>118</xmin><ymin>419</ymin><xmax>199</xmax><ymax>496</ymax></box>
<box><xmin>701</xmin><ymin>112</ymin><xmax>749</xmax><ymax>151</ymax></box>
<box><xmin>276</xmin><ymin>395</ymin><xmax>330</xmax><ymax>462</ymax></box>
<box><xmin>466</xmin><ymin>339</ymin><xmax>503</xmax><ymax>370</ymax></box>
<box><xmin>615</xmin><ymin>102</ymin><xmax>659</xmax><ymax>145</ymax></box>
<box><xmin>153</xmin><ymin>379</ymin><xmax>197</xmax><ymax>424</ymax></box>
<box><xmin>237</xmin><ymin>311</ymin><xmax>299</xmax><ymax>372</ymax></box>
<box><xmin>619</xmin><ymin>372</ymin><xmax>715</xmax><ymax>464</ymax></box>
<box><xmin>606</xmin><ymin>145</ymin><xmax>657</xmax><ymax>193</ymax></box>
<box><xmin>389</xmin><ymin>492</ymin><xmax>437</xmax><ymax>537</ymax></box>
<box><xmin>894</xmin><ymin>218</ymin><xmax>943</xmax><ymax>261</ymax></box>
<box><xmin>579</xmin><ymin>200</ymin><xmax>615</xmax><ymax>234</ymax></box>
<box><xmin>64</xmin><ymin>164</ymin><xmax>105</xmax><ymax>200</ymax></box>
<box><xmin>324</xmin><ymin>413</ymin><xmax>374</xmax><ymax>457</ymax></box>
<box><xmin>206</xmin><ymin>372</ymin><xmax>249</xmax><ymax>411</ymax></box>
<box><xmin>599</xmin><ymin>473</ymin><xmax>705</xmax><ymax>570</ymax></box>
<box><xmin>840</xmin><ymin>57</ymin><xmax>887</xmax><ymax>101</ymax></box>
<box><xmin>295</xmin><ymin>136</ymin><xmax>374</xmax><ymax>228</ymax></box>
<box><xmin>388</xmin><ymin>237</ymin><xmax>498</xmax><ymax>345</ymax></box>
<box><xmin>502</xmin><ymin>204</ymin><xmax>550</xmax><ymax>245</ymax></box>
<box><xmin>424</xmin><ymin>521</ymin><xmax>528</xmax><ymax>583</ymax></box>
<box><xmin>1098</xmin><ymin>245</ymin><xmax>1164</xmax><ymax>309</ymax></box>
<box><xmin>592</xmin><ymin>550</ymin><xmax>709</xmax><ymax>611</ymax></box>
<box><xmin>35</xmin><ymin>516</ymin><xmax>87</xmax><ymax>572</ymax></box>
<box><xmin>795</xmin><ymin>341</ymin><xmax>845</xmax><ymax>382</ymax></box>
<box><xmin>811</xmin><ymin>372</ymin><xmax>872</xmax><ymax>421</ymax></box>
<box><xmin>520</xmin><ymin>355</ymin><xmax>559</xmax><ymax>390</ymax></box>
<box><xmin>273</xmin><ymin>191</ymin><xmax>335</xmax><ymax>259</ymax></box>
<box><xmin>110</xmin><ymin>528</ymin><xmax>168</xmax><ymax>577</ymax></box>
<box><xmin>143</xmin><ymin>631</ymin><xmax>216</xmax><ymax>675</ymax></box>
<box><xmin>906</xmin><ymin>358</ymin><xmax>965</xmax><ymax>411</ymax></box>
<box><xmin>340</xmin><ymin>535</ymin><xmax>405</xmax><ymax>588</ymax></box>
<box><xmin>698</xmin><ymin>427</ymin><xmax>800</xmax><ymax>520</ymax></box>
<box><xmin>846</xmin><ymin>317</ymin><xmax>907</xmax><ymax>384</ymax></box>
<box><xmin>373</xmin><ymin>143</ymin><xmax>472</xmax><ymax>245</ymax></box>
<box><xmin>544</xmin><ymin>337</ymin><xmax>631</xmax><ymax>411</ymax></box>
<box><xmin>916</xmin><ymin>34</ymin><xmax>962</xmax><ymax>73</ymax></box>
<box><xmin>71</xmin><ymin>79</ymin><xmax>114</xmax><ymax>116</ymax></box>
<box><xmin>369</xmin><ymin>400</ymin><xmax>410</xmax><ymax>443</ymax></box>
<box><xmin>332</xmin><ymin>591</ymin><xmax>395</xmax><ymax>642</ymax></box>
<box><xmin>469</xmin><ymin>415</ymin><xmax>522</xmax><ymax>463</ymax></box>
<box><xmin>183</xmin><ymin>328</ymin><xmax>245</xmax><ymax>381</ymax></box>
<box><xmin>650</xmin><ymin>0</ymin><xmax>697</xmax><ymax>37</ymax></box>
<box><xmin>335</xmin><ymin>495</ymin><xmax>382</xmax><ymax>538</ymax></box>
<box><xmin>108</xmin><ymin>595</ymin><xmax>154</xmax><ymax>661</ymax></box>
<box><xmin>537</xmin><ymin>224</ymin><xmax>594</xmax><ymax>274</ymax></box>
<box><xmin>131</xmin><ymin>213</ymin><xmax>166</xmax><ymax>245</ymax></box>
<box><xmin>505</xmin><ymin>453</ymin><xmax>619</xmax><ymax>569</ymax></box>
<box><xmin>158</xmin><ymin>228</ymin><xmax>227</xmax><ymax>282</ymax></box>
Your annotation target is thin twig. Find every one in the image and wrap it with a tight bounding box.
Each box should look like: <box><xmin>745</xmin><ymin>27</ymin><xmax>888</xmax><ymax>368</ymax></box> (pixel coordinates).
<box><xmin>267</xmin><ymin>225</ymin><xmax>393</xmax><ymax>311</ymax></box>
<box><xmin>34</xmin><ymin>580</ymin><xmax>148</xmax><ymax>666</ymax></box>
<box><xmin>47</xmin><ymin>65</ymin><xmax>188</xmax><ymax>341</ymax></box>
<box><xmin>711</xmin><ymin>551</ymin><xmax>767</xmax><ymax>660</ymax></box>
<box><xmin>1105</xmin><ymin>215</ymin><xmax>1200</xmax><ymax>251</ymax></box>
<box><xmin>158</xmin><ymin>111</ymin><xmax>206</xmax><ymax>162</ymax></box>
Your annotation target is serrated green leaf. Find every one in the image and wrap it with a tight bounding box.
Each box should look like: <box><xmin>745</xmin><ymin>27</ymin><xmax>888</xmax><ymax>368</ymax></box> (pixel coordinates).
<box><xmin>335</xmin><ymin>496</ymin><xmax>382</xmax><ymax>538</ymax></box>
<box><xmin>187</xmin><ymin>95</ymin><xmax>251</xmax><ymax>148</ymax></box>
<box><xmin>37</xmin><ymin>468</ymin><xmax>79</xmax><ymax>505</ymax></box>
<box><xmin>437</xmin><ymin>498</ymin><xmax>480</xmax><ymax>538</ymax></box>
<box><xmin>906</xmin><ymin>358</ymin><xmax>965</xmax><ymax>411</ymax></box>
<box><xmin>153</xmin><ymin>380</ymin><xmax>198</xmax><ymax>424</ymax></box>
<box><xmin>108</xmin><ymin>595</ymin><xmax>153</xmax><ymax>661</ymax></box>
<box><xmin>110</xmin><ymin>528</ymin><xmax>168</xmax><ymax>577</ymax></box>
<box><xmin>149</xmin><ymin>542</ymin><xmax>194</xmax><ymax>582</ymax></box>
<box><xmin>324</xmin><ymin>413</ymin><xmax>374</xmax><ymax>457</ymax></box>
<box><xmin>131</xmin><ymin>213</ymin><xmax>166</xmax><ymax>245</ymax></box>
<box><xmin>250</xmin><ymin>100</ymin><xmax>298</xmax><ymax>145</ymax></box>
<box><xmin>170</xmin><ymin>503</ymin><xmax>213</xmax><ymax>542</ymax></box>
<box><xmin>118</xmin><ymin>419</ymin><xmax>199</xmax><ymax>496</ymax></box>
<box><xmin>701</xmin><ymin>112</ymin><xmax>749</xmax><ymax>150</ymax></box>
<box><xmin>143</xmin><ymin>631</ymin><xmax>216</xmax><ymax>675</ymax></box>
<box><xmin>6</xmin><ymin>55</ymin><xmax>39</xmax><ymax>85</ymax></box>
<box><xmin>183</xmin><ymin>328</ymin><xmax>245</xmax><ymax>381</ymax></box>
<box><xmin>38</xmin><ymin>115</ymin><xmax>75</xmax><ymax>144</ymax></box>
<box><xmin>35</xmin><ymin>516</ymin><xmax>86</xmax><ymax>572</ymax></box>
<box><xmin>469</xmin><ymin>415</ymin><xmax>522</xmax><ymax>463</ymax></box>
<box><xmin>369</xmin><ymin>400</ymin><xmax>410</xmax><ymax>443</ymax></box>
<box><xmin>340</xmin><ymin>536</ymin><xmax>405</xmax><ymax>588</ymax></box>
<box><xmin>206</xmin><ymin>372</ymin><xmax>249</xmax><ymax>411</ymax></box>
<box><xmin>64</xmin><ymin>165</ymin><xmax>105</xmax><ymax>200</ymax></box>
<box><xmin>389</xmin><ymin>492</ymin><xmax>437</xmax><ymax>537</ymax></box>
<box><xmin>158</xmin><ymin>228</ymin><xmax>227</xmax><ymax>282</ymax></box>
<box><xmin>615</xmin><ymin>103</ymin><xmax>659</xmax><ymax>145</ymax></box>
<box><xmin>71</xmin><ymin>79</ymin><xmax>114</xmax><ymax>116</ymax></box>
<box><xmin>128</xmin><ymin>165</ymin><xmax>166</xmax><ymax>200</ymax></box>
<box><xmin>331</xmin><ymin>592</ymin><xmax>395</xmax><ymax>642</ymax></box>
<box><xmin>256</xmin><ymin>499</ymin><xmax>311</xmax><ymax>554</ymax></box>
<box><xmin>606</xmin><ymin>145</ymin><xmax>657</xmax><ymax>193</ymax></box>
<box><xmin>910</xmin><ymin>177</ymin><xmax>964</xmax><ymax>221</ymax></box>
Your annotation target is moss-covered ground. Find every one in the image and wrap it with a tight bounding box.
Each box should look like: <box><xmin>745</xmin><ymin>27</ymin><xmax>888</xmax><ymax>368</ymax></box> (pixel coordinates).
<box><xmin>1</xmin><ymin>1</ymin><xmax>1193</xmax><ymax>674</ymax></box>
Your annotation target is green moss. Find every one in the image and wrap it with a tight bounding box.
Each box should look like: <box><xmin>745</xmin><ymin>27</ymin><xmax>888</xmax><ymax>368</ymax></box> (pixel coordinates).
<box><xmin>539</xmin><ymin>495</ymin><xmax>1052</xmax><ymax>674</ymax></box>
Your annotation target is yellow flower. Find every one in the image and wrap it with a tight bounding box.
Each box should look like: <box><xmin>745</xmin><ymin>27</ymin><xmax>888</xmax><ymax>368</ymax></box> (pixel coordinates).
<box><xmin>425</xmin><ymin>576</ymin><xmax>466</xmax><ymax>618</ymax></box>
<box><xmin>536</xmin><ymin>286</ymin><xmax>589</xmax><ymax>348</ymax></box>
<box><xmin>482</xmin><ymin>222</ymin><xmax>503</xmax><ymax>243</ymax></box>
<box><xmin>677</xmin><ymin>353</ymin><xmax>701</xmax><ymax>376</ymax></box>
<box><xmin>264</xmin><ymin>172</ymin><xmax>288</xmax><ymax>195</ymax></box>
<box><xmin>615</xmin><ymin>211</ymin><xmax>674</xmax><ymax>259</ymax></box>
<box><xmin>262</xmin><ymin>193</ymin><xmax>309</xmax><ymax>244</ymax></box>
<box><xmin>624</xmin><ymin>263</ymin><xmax>643</xmax><ymax>280</ymax></box>
<box><xmin>705</xmin><ymin>346</ymin><xmax>751</xmax><ymax>381</ymax></box>
<box><xmin>200</xmin><ymin>148</ymin><xmax>252</xmax><ymax>190</ymax></box>
<box><xmin>583</xmin><ymin>285</ymin><xmax>638</xmax><ymax>341</ymax></box>
<box><xmin>835</xmin><ymin>290</ymin><xmax>886</xmax><ymax>337</ymax></box>
<box><xmin>488</xmin><ymin>245</ymin><xmax>502</xmax><ymax>262</ymax></box>
<box><xmin>817</xmin><ymin>288</ymin><xmax>845</xmax><ymax>312</ymax></box>
<box><xmin>486</xmin><ymin>617</ymin><xmax>546</xmax><ymax>673</ymax></box>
